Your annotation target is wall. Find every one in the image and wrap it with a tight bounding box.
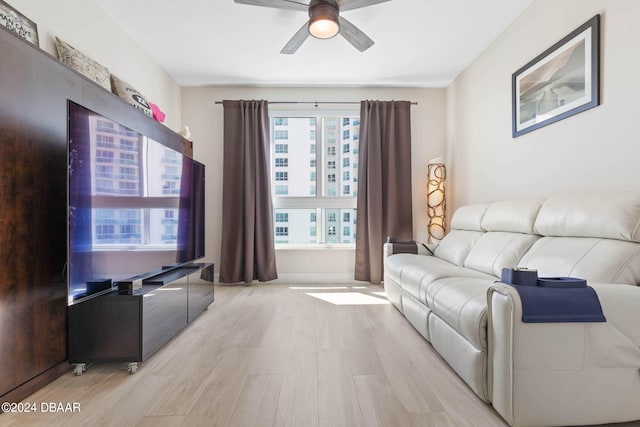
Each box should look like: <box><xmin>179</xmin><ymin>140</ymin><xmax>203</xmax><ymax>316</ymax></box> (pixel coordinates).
<box><xmin>181</xmin><ymin>86</ymin><xmax>446</xmax><ymax>282</ymax></box>
<box><xmin>10</xmin><ymin>0</ymin><xmax>183</xmax><ymax>131</ymax></box>
<box><xmin>447</xmin><ymin>0</ymin><xmax>640</xmax><ymax>209</ymax></box>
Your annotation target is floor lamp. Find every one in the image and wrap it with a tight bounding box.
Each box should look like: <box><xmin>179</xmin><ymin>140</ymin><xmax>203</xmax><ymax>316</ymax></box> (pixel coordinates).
<box><xmin>427</xmin><ymin>162</ymin><xmax>446</xmax><ymax>243</ymax></box>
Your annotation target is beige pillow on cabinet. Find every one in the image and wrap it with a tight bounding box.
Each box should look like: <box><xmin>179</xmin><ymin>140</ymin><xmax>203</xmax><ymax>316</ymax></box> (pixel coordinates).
<box><xmin>54</xmin><ymin>37</ymin><xmax>111</xmax><ymax>91</ymax></box>
<box><xmin>110</xmin><ymin>74</ymin><xmax>153</xmax><ymax>117</ymax></box>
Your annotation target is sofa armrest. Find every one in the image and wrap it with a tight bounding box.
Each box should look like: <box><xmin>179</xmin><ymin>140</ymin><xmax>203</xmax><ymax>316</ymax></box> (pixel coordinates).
<box><xmin>383</xmin><ymin>241</ymin><xmax>436</xmax><ymax>258</ymax></box>
<box><xmin>488</xmin><ymin>283</ymin><xmax>640</xmax><ymax>427</ymax></box>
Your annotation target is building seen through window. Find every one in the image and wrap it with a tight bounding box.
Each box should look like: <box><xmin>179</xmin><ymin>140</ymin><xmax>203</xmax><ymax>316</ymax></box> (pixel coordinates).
<box><xmin>90</xmin><ymin>117</ymin><xmax>183</xmax><ymax>247</ymax></box>
<box><xmin>270</xmin><ymin>114</ymin><xmax>359</xmax><ymax>245</ymax></box>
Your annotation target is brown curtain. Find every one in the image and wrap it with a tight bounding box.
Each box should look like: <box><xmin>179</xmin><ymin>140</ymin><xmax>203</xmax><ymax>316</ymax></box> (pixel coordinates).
<box><xmin>219</xmin><ymin>100</ymin><xmax>278</xmax><ymax>283</ymax></box>
<box><xmin>355</xmin><ymin>100</ymin><xmax>413</xmax><ymax>283</ymax></box>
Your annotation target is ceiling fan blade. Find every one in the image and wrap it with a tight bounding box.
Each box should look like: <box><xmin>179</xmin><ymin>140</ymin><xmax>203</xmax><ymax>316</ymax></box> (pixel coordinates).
<box><xmin>337</xmin><ymin>0</ymin><xmax>392</xmax><ymax>12</ymax></box>
<box><xmin>234</xmin><ymin>0</ymin><xmax>308</xmax><ymax>12</ymax></box>
<box><xmin>338</xmin><ymin>16</ymin><xmax>374</xmax><ymax>52</ymax></box>
<box><xmin>281</xmin><ymin>21</ymin><xmax>311</xmax><ymax>54</ymax></box>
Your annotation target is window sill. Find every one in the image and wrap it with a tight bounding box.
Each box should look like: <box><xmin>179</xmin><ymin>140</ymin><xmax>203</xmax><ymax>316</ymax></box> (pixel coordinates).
<box><xmin>275</xmin><ymin>243</ymin><xmax>355</xmax><ymax>251</ymax></box>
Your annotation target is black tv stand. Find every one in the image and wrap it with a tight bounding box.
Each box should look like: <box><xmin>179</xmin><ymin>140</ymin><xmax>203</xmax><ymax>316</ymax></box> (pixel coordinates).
<box><xmin>68</xmin><ymin>263</ymin><xmax>214</xmax><ymax>374</ymax></box>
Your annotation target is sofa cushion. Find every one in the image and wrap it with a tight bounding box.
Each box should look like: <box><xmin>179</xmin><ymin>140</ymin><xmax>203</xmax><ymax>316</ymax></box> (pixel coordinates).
<box><xmin>534</xmin><ymin>192</ymin><xmax>640</xmax><ymax>242</ymax></box>
<box><xmin>435</xmin><ymin>230</ymin><xmax>484</xmax><ymax>266</ymax></box>
<box><xmin>481</xmin><ymin>198</ymin><xmax>544</xmax><ymax>233</ymax></box>
<box><xmin>518</xmin><ymin>237</ymin><xmax>640</xmax><ymax>285</ymax></box>
<box><xmin>385</xmin><ymin>253</ymin><xmax>453</xmax><ymax>291</ymax></box>
<box><xmin>463</xmin><ymin>232</ymin><xmax>540</xmax><ymax>277</ymax></box>
<box><xmin>425</xmin><ymin>277</ymin><xmax>493</xmax><ymax>349</ymax></box>
<box><xmin>450</xmin><ymin>203</ymin><xmax>489</xmax><ymax>231</ymax></box>
<box><xmin>385</xmin><ymin>254</ymin><xmax>493</xmax><ymax>303</ymax></box>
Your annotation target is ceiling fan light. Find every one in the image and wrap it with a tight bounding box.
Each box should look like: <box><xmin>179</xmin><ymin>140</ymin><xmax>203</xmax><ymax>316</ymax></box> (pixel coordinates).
<box><xmin>308</xmin><ymin>2</ymin><xmax>339</xmax><ymax>39</ymax></box>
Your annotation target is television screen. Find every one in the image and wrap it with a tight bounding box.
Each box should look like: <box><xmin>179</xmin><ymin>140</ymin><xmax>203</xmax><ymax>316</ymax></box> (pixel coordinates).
<box><xmin>68</xmin><ymin>101</ymin><xmax>205</xmax><ymax>303</ymax></box>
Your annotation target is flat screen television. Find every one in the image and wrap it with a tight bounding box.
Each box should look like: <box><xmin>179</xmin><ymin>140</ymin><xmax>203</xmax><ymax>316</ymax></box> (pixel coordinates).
<box><xmin>68</xmin><ymin>101</ymin><xmax>205</xmax><ymax>303</ymax></box>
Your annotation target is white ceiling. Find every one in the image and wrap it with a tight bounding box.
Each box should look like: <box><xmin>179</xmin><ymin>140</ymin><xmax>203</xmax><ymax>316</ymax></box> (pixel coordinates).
<box><xmin>96</xmin><ymin>0</ymin><xmax>532</xmax><ymax>87</ymax></box>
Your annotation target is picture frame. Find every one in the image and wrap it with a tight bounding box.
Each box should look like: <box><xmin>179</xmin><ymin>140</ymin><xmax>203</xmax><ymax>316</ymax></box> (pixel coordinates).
<box><xmin>0</xmin><ymin>0</ymin><xmax>39</xmax><ymax>47</ymax></box>
<box><xmin>512</xmin><ymin>15</ymin><xmax>600</xmax><ymax>138</ymax></box>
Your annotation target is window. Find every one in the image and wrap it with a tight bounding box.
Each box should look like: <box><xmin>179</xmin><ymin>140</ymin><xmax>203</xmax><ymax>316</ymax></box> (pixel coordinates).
<box><xmin>96</xmin><ymin>150</ymin><xmax>114</xmax><ymax>163</ymax></box>
<box><xmin>95</xmin><ymin>165</ymin><xmax>113</xmax><ymax>178</ymax></box>
<box><xmin>120</xmin><ymin>138</ymin><xmax>136</xmax><ymax>151</ymax></box>
<box><xmin>96</xmin><ymin>135</ymin><xmax>115</xmax><ymax>148</ymax></box>
<box><xmin>120</xmin><ymin>153</ymin><xmax>136</xmax><ymax>165</ymax></box>
<box><xmin>275</xmin><ymin>212</ymin><xmax>289</xmax><ymax>222</ymax></box>
<box><xmin>270</xmin><ymin>114</ymin><xmax>359</xmax><ymax>246</ymax></box>
<box><xmin>120</xmin><ymin>166</ymin><xmax>136</xmax><ymax>177</ymax></box>
<box><xmin>275</xmin><ymin>130</ymin><xmax>288</xmax><ymax>140</ymax></box>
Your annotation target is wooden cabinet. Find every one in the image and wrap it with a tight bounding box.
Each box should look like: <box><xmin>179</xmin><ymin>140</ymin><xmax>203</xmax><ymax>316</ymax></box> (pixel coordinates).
<box><xmin>0</xmin><ymin>25</ymin><xmax>197</xmax><ymax>399</ymax></box>
<box><xmin>68</xmin><ymin>263</ymin><xmax>214</xmax><ymax>372</ymax></box>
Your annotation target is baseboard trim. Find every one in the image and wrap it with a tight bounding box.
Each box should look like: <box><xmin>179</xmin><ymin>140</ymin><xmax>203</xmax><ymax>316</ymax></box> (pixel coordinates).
<box><xmin>212</xmin><ymin>273</ymin><xmax>374</xmax><ymax>285</ymax></box>
<box><xmin>272</xmin><ymin>273</ymin><xmax>366</xmax><ymax>284</ymax></box>
<box><xmin>0</xmin><ymin>362</ymin><xmax>70</xmax><ymax>403</ymax></box>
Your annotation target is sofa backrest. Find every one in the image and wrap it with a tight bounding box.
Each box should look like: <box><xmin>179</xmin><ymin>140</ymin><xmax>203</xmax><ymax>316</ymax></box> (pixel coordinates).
<box><xmin>436</xmin><ymin>199</ymin><xmax>543</xmax><ymax>276</ymax></box>
<box><xmin>533</xmin><ymin>193</ymin><xmax>640</xmax><ymax>242</ymax></box>
<box><xmin>434</xmin><ymin>203</ymin><xmax>487</xmax><ymax>266</ymax></box>
<box><xmin>522</xmin><ymin>192</ymin><xmax>640</xmax><ymax>284</ymax></box>
<box><xmin>438</xmin><ymin>193</ymin><xmax>640</xmax><ymax>285</ymax></box>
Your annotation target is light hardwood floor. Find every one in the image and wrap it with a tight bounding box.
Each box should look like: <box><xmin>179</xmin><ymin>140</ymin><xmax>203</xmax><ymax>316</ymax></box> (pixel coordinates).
<box><xmin>1</xmin><ymin>283</ymin><xmax>637</xmax><ymax>426</ymax></box>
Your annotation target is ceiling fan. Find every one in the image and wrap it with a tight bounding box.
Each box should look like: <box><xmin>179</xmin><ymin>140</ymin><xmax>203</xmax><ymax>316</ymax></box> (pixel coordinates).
<box><xmin>234</xmin><ymin>0</ymin><xmax>392</xmax><ymax>54</ymax></box>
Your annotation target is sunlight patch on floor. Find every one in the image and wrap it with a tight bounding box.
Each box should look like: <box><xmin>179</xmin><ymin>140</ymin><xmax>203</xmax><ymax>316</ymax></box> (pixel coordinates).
<box><xmin>370</xmin><ymin>291</ymin><xmax>387</xmax><ymax>298</ymax></box>
<box><xmin>289</xmin><ymin>286</ymin><xmax>348</xmax><ymax>290</ymax></box>
<box><xmin>306</xmin><ymin>292</ymin><xmax>390</xmax><ymax>305</ymax></box>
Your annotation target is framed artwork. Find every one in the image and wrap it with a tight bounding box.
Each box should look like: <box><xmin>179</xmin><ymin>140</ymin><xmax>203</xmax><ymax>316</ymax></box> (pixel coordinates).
<box><xmin>0</xmin><ymin>0</ymin><xmax>39</xmax><ymax>46</ymax></box>
<box><xmin>512</xmin><ymin>15</ymin><xmax>600</xmax><ymax>137</ymax></box>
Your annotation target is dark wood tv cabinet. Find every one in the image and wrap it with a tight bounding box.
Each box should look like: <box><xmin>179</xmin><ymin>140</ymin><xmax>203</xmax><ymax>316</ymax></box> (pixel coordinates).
<box><xmin>68</xmin><ymin>263</ymin><xmax>214</xmax><ymax>374</ymax></box>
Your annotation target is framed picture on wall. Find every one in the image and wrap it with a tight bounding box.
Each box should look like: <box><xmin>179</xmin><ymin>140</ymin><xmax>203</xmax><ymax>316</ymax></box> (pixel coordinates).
<box><xmin>0</xmin><ymin>0</ymin><xmax>39</xmax><ymax>47</ymax></box>
<box><xmin>512</xmin><ymin>14</ymin><xmax>600</xmax><ymax>138</ymax></box>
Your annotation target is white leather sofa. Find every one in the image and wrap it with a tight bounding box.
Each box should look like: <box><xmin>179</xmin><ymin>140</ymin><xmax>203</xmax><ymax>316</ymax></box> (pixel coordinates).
<box><xmin>383</xmin><ymin>193</ymin><xmax>640</xmax><ymax>427</ymax></box>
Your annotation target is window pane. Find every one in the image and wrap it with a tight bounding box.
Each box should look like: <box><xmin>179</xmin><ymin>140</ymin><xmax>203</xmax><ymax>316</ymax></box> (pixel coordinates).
<box><xmin>272</xmin><ymin>117</ymin><xmax>316</xmax><ymax>197</ymax></box>
<box><xmin>323</xmin><ymin>208</ymin><xmax>357</xmax><ymax>243</ymax></box>
<box><xmin>322</xmin><ymin>116</ymin><xmax>359</xmax><ymax>198</ymax></box>
<box><xmin>273</xmin><ymin>209</ymin><xmax>317</xmax><ymax>244</ymax></box>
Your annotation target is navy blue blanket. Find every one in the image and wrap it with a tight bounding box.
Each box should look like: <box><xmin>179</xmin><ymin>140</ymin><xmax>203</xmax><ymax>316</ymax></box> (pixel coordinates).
<box><xmin>511</xmin><ymin>284</ymin><xmax>606</xmax><ymax>323</ymax></box>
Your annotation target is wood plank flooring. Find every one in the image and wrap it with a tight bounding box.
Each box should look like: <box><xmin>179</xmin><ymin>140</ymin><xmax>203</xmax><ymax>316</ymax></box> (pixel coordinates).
<box><xmin>0</xmin><ymin>283</ymin><xmax>636</xmax><ymax>426</ymax></box>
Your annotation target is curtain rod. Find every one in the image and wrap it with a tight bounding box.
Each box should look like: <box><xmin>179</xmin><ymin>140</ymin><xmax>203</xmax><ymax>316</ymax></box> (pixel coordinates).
<box><xmin>214</xmin><ymin>101</ymin><xmax>418</xmax><ymax>106</ymax></box>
